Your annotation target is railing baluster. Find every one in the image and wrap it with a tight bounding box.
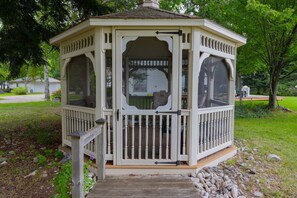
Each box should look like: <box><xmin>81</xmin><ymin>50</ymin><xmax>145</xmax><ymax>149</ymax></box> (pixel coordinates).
<box><xmin>124</xmin><ymin>115</ymin><xmax>128</xmax><ymax>159</ymax></box>
<box><xmin>138</xmin><ymin>115</ymin><xmax>142</xmax><ymax>160</ymax></box>
<box><xmin>166</xmin><ymin>115</ymin><xmax>169</xmax><ymax>160</ymax></box>
<box><xmin>152</xmin><ymin>115</ymin><xmax>156</xmax><ymax>160</ymax></box>
<box><xmin>107</xmin><ymin>115</ymin><xmax>111</xmax><ymax>155</ymax></box>
<box><xmin>182</xmin><ymin>115</ymin><xmax>186</xmax><ymax>155</ymax></box>
<box><xmin>159</xmin><ymin>115</ymin><xmax>162</xmax><ymax>160</ymax></box>
<box><xmin>131</xmin><ymin>115</ymin><xmax>135</xmax><ymax>160</ymax></box>
<box><xmin>207</xmin><ymin>113</ymin><xmax>210</xmax><ymax>150</ymax></box>
<box><xmin>145</xmin><ymin>115</ymin><xmax>149</xmax><ymax>160</ymax></box>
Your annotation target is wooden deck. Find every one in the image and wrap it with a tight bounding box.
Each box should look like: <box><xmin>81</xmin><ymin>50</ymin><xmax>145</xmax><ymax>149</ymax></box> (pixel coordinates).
<box><xmin>87</xmin><ymin>175</ymin><xmax>199</xmax><ymax>198</ymax></box>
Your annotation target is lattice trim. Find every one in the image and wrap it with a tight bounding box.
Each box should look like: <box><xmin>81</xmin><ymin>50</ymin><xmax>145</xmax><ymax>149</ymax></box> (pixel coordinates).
<box><xmin>201</xmin><ymin>35</ymin><xmax>235</xmax><ymax>55</ymax></box>
<box><xmin>62</xmin><ymin>35</ymin><xmax>94</xmax><ymax>55</ymax></box>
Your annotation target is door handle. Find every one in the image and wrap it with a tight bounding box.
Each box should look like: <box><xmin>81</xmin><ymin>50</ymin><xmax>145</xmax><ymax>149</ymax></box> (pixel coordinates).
<box><xmin>116</xmin><ymin>109</ymin><xmax>119</xmax><ymax>121</ymax></box>
<box><xmin>155</xmin><ymin>110</ymin><xmax>181</xmax><ymax>115</ymax></box>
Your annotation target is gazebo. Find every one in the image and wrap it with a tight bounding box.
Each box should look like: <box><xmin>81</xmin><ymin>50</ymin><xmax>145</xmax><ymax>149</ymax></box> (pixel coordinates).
<box><xmin>51</xmin><ymin>0</ymin><xmax>246</xmax><ymax>174</ymax></box>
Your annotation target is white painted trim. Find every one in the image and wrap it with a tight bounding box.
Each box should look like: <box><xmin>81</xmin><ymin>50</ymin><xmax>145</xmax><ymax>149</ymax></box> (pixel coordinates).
<box><xmin>106</xmin><ymin>168</ymin><xmax>195</xmax><ymax>176</ymax></box>
<box><xmin>61</xmin><ymin>58</ymin><xmax>71</xmax><ymax>78</ymax></box>
<box><xmin>155</xmin><ymin>95</ymin><xmax>172</xmax><ymax>111</ymax></box>
<box><xmin>85</xmin><ymin>52</ymin><xmax>96</xmax><ymax>76</ymax></box>
<box><xmin>200</xmin><ymin>46</ymin><xmax>235</xmax><ymax>60</ymax></box>
<box><xmin>51</xmin><ymin>19</ymin><xmax>246</xmax><ymax>47</ymax></box>
<box><xmin>122</xmin><ymin>36</ymin><xmax>138</xmax><ymax>53</ymax></box>
<box><xmin>225</xmin><ymin>58</ymin><xmax>234</xmax><ymax>80</ymax></box>
<box><xmin>156</xmin><ymin>36</ymin><xmax>173</xmax><ymax>53</ymax></box>
<box><xmin>197</xmin><ymin>52</ymin><xmax>210</xmax><ymax>75</ymax></box>
<box><xmin>197</xmin><ymin>141</ymin><xmax>232</xmax><ymax>160</ymax></box>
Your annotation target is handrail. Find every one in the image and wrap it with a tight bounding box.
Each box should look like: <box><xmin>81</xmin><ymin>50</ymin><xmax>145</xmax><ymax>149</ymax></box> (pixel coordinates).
<box><xmin>68</xmin><ymin>118</ymin><xmax>106</xmax><ymax>198</ymax></box>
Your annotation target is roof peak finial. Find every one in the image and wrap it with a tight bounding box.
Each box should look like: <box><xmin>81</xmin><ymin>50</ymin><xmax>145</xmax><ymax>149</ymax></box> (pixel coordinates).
<box><xmin>138</xmin><ymin>0</ymin><xmax>159</xmax><ymax>9</ymax></box>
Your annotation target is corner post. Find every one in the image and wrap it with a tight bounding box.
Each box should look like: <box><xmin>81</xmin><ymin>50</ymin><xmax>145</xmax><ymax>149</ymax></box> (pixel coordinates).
<box><xmin>188</xmin><ymin>28</ymin><xmax>200</xmax><ymax>165</ymax></box>
<box><xmin>95</xmin><ymin>119</ymin><xmax>106</xmax><ymax>180</ymax></box>
<box><xmin>69</xmin><ymin>131</ymin><xmax>85</xmax><ymax>198</ymax></box>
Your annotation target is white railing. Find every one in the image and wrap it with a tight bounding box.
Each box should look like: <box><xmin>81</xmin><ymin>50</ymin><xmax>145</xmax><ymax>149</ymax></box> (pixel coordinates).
<box><xmin>62</xmin><ymin>105</ymin><xmax>96</xmax><ymax>144</ymax></box>
<box><xmin>179</xmin><ymin>110</ymin><xmax>190</xmax><ymax>161</ymax></box>
<box><xmin>197</xmin><ymin>105</ymin><xmax>233</xmax><ymax>160</ymax></box>
<box><xmin>103</xmin><ymin>109</ymin><xmax>113</xmax><ymax>160</ymax></box>
<box><xmin>62</xmin><ymin>105</ymin><xmax>114</xmax><ymax>161</ymax></box>
<box><xmin>120</xmin><ymin>110</ymin><xmax>175</xmax><ymax>164</ymax></box>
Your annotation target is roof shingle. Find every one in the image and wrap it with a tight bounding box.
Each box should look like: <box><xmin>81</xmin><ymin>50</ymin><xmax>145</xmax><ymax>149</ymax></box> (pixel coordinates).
<box><xmin>92</xmin><ymin>6</ymin><xmax>200</xmax><ymax>19</ymax></box>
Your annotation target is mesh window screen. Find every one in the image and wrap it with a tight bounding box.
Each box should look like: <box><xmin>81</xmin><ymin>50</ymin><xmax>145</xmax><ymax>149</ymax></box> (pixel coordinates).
<box><xmin>198</xmin><ymin>56</ymin><xmax>229</xmax><ymax>108</ymax></box>
<box><xmin>67</xmin><ymin>55</ymin><xmax>96</xmax><ymax>108</ymax></box>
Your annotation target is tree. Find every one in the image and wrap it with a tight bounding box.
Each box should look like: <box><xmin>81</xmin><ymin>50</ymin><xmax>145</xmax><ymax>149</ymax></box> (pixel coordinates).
<box><xmin>245</xmin><ymin>0</ymin><xmax>297</xmax><ymax>108</ymax></box>
<box><xmin>0</xmin><ymin>0</ymin><xmax>111</xmax><ymax>78</ymax></box>
<box><xmin>171</xmin><ymin>0</ymin><xmax>297</xmax><ymax>108</ymax></box>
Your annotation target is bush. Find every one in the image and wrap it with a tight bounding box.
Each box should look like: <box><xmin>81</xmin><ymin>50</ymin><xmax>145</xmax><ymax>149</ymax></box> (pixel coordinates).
<box><xmin>51</xmin><ymin>89</ymin><xmax>61</xmax><ymax>99</ymax></box>
<box><xmin>54</xmin><ymin>160</ymin><xmax>95</xmax><ymax>198</ymax></box>
<box><xmin>11</xmin><ymin>87</ymin><xmax>27</xmax><ymax>95</ymax></box>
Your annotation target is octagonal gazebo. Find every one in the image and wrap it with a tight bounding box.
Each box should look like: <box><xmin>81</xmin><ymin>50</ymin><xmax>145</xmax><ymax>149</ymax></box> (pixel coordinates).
<box><xmin>51</xmin><ymin>0</ymin><xmax>246</xmax><ymax>174</ymax></box>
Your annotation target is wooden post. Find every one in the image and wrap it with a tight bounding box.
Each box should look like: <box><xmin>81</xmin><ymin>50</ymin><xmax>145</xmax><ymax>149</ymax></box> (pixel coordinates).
<box><xmin>188</xmin><ymin>29</ymin><xmax>200</xmax><ymax>166</ymax></box>
<box><xmin>69</xmin><ymin>131</ymin><xmax>86</xmax><ymax>198</ymax></box>
<box><xmin>95</xmin><ymin>119</ymin><xmax>106</xmax><ymax>180</ymax></box>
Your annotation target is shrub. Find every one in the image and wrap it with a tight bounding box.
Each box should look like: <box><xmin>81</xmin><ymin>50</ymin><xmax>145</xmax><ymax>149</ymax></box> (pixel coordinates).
<box><xmin>36</xmin><ymin>154</ymin><xmax>47</xmax><ymax>166</ymax></box>
<box><xmin>54</xmin><ymin>160</ymin><xmax>95</xmax><ymax>198</ymax></box>
<box><xmin>11</xmin><ymin>87</ymin><xmax>27</xmax><ymax>95</ymax></box>
<box><xmin>51</xmin><ymin>89</ymin><xmax>61</xmax><ymax>99</ymax></box>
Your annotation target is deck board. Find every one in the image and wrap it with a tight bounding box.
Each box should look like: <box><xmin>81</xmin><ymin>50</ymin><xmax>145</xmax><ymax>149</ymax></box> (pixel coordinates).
<box><xmin>87</xmin><ymin>175</ymin><xmax>199</xmax><ymax>198</ymax></box>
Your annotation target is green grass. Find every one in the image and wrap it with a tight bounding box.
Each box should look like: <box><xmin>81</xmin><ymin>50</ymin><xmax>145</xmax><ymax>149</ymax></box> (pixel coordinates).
<box><xmin>235</xmin><ymin>96</ymin><xmax>297</xmax><ymax>196</ymax></box>
<box><xmin>278</xmin><ymin>96</ymin><xmax>297</xmax><ymax>111</ymax></box>
<box><xmin>0</xmin><ymin>101</ymin><xmax>61</xmax><ymax>132</ymax></box>
<box><xmin>0</xmin><ymin>92</ymin><xmax>43</xmax><ymax>97</ymax></box>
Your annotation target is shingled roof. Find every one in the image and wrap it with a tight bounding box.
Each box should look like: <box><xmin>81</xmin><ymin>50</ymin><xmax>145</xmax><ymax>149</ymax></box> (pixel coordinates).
<box><xmin>92</xmin><ymin>6</ymin><xmax>200</xmax><ymax>19</ymax></box>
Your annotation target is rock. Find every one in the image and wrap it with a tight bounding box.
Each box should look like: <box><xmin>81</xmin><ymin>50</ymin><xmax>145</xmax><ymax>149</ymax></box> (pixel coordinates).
<box><xmin>247</xmin><ymin>156</ymin><xmax>254</xmax><ymax>161</ymax></box>
<box><xmin>40</xmin><ymin>171</ymin><xmax>48</xmax><ymax>178</ymax></box>
<box><xmin>231</xmin><ymin>186</ymin><xmax>238</xmax><ymax>198</ymax></box>
<box><xmin>253</xmin><ymin>191</ymin><xmax>263</xmax><ymax>197</ymax></box>
<box><xmin>0</xmin><ymin>157</ymin><xmax>7</xmax><ymax>163</ymax></box>
<box><xmin>24</xmin><ymin>170</ymin><xmax>38</xmax><ymax>178</ymax></box>
<box><xmin>33</xmin><ymin>157</ymin><xmax>38</xmax><ymax>163</ymax></box>
<box><xmin>0</xmin><ymin>161</ymin><xmax>8</xmax><ymax>166</ymax></box>
<box><xmin>238</xmin><ymin>196</ymin><xmax>246</xmax><ymax>198</ymax></box>
<box><xmin>8</xmin><ymin>151</ymin><xmax>15</xmax><ymax>155</ymax></box>
<box><xmin>268</xmin><ymin>154</ymin><xmax>281</xmax><ymax>161</ymax></box>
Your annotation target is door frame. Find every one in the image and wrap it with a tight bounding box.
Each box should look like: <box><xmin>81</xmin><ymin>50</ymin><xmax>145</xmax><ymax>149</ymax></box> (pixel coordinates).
<box><xmin>115</xmin><ymin>30</ymin><xmax>180</xmax><ymax>165</ymax></box>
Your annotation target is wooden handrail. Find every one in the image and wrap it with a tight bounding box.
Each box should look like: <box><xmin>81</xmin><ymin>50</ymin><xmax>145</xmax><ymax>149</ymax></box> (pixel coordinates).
<box><xmin>68</xmin><ymin>118</ymin><xmax>106</xmax><ymax>198</ymax></box>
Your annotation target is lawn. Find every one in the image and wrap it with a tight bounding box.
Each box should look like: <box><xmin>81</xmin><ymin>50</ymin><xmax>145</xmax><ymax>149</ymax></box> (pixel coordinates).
<box><xmin>235</xmin><ymin>96</ymin><xmax>297</xmax><ymax>196</ymax></box>
<box><xmin>0</xmin><ymin>101</ymin><xmax>62</xmax><ymax>197</ymax></box>
<box><xmin>0</xmin><ymin>92</ymin><xmax>44</xmax><ymax>100</ymax></box>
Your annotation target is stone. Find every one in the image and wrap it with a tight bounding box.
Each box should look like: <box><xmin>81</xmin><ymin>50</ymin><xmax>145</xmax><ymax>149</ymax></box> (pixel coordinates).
<box><xmin>24</xmin><ymin>170</ymin><xmax>37</xmax><ymax>178</ymax></box>
<box><xmin>0</xmin><ymin>161</ymin><xmax>8</xmax><ymax>166</ymax></box>
<box><xmin>268</xmin><ymin>154</ymin><xmax>281</xmax><ymax>161</ymax></box>
<box><xmin>253</xmin><ymin>191</ymin><xmax>263</xmax><ymax>197</ymax></box>
<box><xmin>40</xmin><ymin>171</ymin><xmax>48</xmax><ymax>178</ymax></box>
<box><xmin>8</xmin><ymin>151</ymin><xmax>15</xmax><ymax>155</ymax></box>
<box><xmin>247</xmin><ymin>156</ymin><xmax>254</xmax><ymax>161</ymax></box>
<box><xmin>33</xmin><ymin>157</ymin><xmax>38</xmax><ymax>163</ymax></box>
<box><xmin>0</xmin><ymin>157</ymin><xmax>7</xmax><ymax>163</ymax></box>
<box><xmin>231</xmin><ymin>186</ymin><xmax>238</xmax><ymax>198</ymax></box>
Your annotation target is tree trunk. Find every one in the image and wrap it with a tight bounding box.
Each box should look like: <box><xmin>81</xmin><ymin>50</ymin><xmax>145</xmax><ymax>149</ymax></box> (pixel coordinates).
<box><xmin>268</xmin><ymin>72</ymin><xmax>279</xmax><ymax>109</ymax></box>
<box><xmin>44</xmin><ymin>62</ymin><xmax>50</xmax><ymax>101</ymax></box>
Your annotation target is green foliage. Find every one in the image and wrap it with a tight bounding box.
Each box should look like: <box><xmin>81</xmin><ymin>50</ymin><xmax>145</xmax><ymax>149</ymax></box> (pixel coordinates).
<box><xmin>54</xmin><ymin>150</ymin><xmax>64</xmax><ymax>160</ymax></box>
<box><xmin>36</xmin><ymin>154</ymin><xmax>47</xmax><ymax>166</ymax></box>
<box><xmin>51</xmin><ymin>89</ymin><xmax>61</xmax><ymax>99</ymax></box>
<box><xmin>11</xmin><ymin>87</ymin><xmax>27</xmax><ymax>95</ymax></box>
<box><xmin>25</xmin><ymin>120</ymin><xmax>61</xmax><ymax>145</ymax></box>
<box><xmin>54</xmin><ymin>160</ymin><xmax>95</xmax><ymax>198</ymax></box>
<box><xmin>54</xmin><ymin>161</ymin><xmax>72</xmax><ymax>198</ymax></box>
<box><xmin>235</xmin><ymin>97</ymin><xmax>297</xmax><ymax>196</ymax></box>
<box><xmin>44</xmin><ymin>149</ymin><xmax>53</xmax><ymax>157</ymax></box>
<box><xmin>235</xmin><ymin>101</ymin><xmax>271</xmax><ymax>118</ymax></box>
<box><xmin>0</xmin><ymin>0</ymin><xmax>111</xmax><ymax>78</ymax></box>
